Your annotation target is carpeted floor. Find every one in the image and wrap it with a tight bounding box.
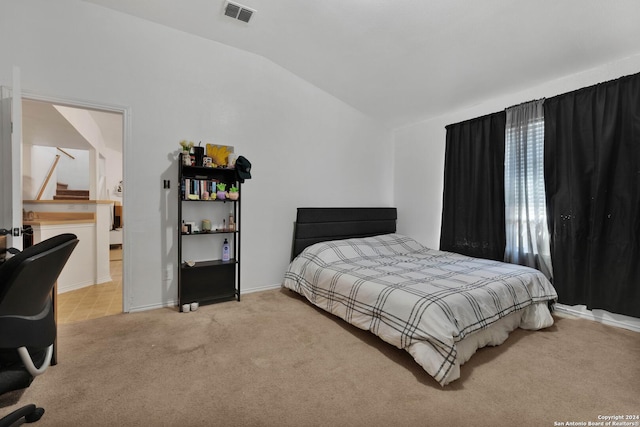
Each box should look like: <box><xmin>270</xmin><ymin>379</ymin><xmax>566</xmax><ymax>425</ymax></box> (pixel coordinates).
<box><xmin>2</xmin><ymin>288</ymin><xmax>639</xmax><ymax>426</ymax></box>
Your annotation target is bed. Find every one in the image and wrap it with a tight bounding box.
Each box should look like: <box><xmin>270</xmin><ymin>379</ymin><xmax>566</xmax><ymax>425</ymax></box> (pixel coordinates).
<box><xmin>282</xmin><ymin>207</ymin><xmax>558</xmax><ymax>386</ymax></box>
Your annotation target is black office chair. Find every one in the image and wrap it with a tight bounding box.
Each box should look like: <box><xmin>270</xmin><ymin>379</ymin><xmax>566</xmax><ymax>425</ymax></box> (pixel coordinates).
<box><xmin>0</xmin><ymin>233</ymin><xmax>78</xmax><ymax>426</ymax></box>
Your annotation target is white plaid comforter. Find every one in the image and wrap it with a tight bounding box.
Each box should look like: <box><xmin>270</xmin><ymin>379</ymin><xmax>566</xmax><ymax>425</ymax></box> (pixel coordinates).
<box><xmin>282</xmin><ymin>233</ymin><xmax>557</xmax><ymax>385</ymax></box>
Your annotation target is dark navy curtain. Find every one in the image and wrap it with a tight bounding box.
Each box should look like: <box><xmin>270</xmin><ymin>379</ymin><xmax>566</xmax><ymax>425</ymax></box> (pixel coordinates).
<box><xmin>544</xmin><ymin>72</ymin><xmax>640</xmax><ymax>318</ymax></box>
<box><xmin>440</xmin><ymin>112</ymin><xmax>506</xmax><ymax>260</ymax></box>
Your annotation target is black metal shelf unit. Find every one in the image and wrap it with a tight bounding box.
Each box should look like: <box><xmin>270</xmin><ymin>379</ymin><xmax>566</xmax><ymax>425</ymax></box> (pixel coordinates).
<box><xmin>178</xmin><ymin>162</ymin><xmax>240</xmax><ymax>310</ymax></box>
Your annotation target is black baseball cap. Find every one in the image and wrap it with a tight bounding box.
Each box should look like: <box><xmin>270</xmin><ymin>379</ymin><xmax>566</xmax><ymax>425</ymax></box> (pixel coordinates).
<box><xmin>236</xmin><ymin>156</ymin><xmax>252</xmax><ymax>183</ymax></box>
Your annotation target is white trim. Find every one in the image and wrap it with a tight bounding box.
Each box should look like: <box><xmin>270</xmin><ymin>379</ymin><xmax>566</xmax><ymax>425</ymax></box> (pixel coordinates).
<box><xmin>96</xmin><ymin>273</ymin><xmax>113</xmax><ymax>285</ymax></box>
<box><xmin>126</xmin><ymin>282</ymin><xmax>640</xmax><ymax>336</ymax></box>
<box><xmin>21</xmin><ymin>90</ymin><xmax>131</xmax><ymax>313</ymax></box>
<box><xmin>127</xmin><ymin>285</ymin><xmax>283</xmax><ymax>313</ymax></box>
<box><xmin>248</xmin><ymin>284</ymin><xmax>640</xmax><ymax>333</ymax></box>
<box><xmin>22</xmin><ymin>90</ymin><xmax>127</xmax><ymax>115</ymax></box>
<box><xmin>57</xmin><ymin>278</ymin><xmax>96</xmax><ymax>294</ymax></box>
<box><xmin>241</xmin><ymin>283</ymin><xmax>282</xmax><ymax>294</ymax></box>
<box><xmin>554</xmin><ymin>304</ymin><xmax>640</xmax><ymax>333</ymax></box>
<box><xmin>128</xmin><ymin>300</ymin><xmax>175</xmax><ymax>313</ymax></box>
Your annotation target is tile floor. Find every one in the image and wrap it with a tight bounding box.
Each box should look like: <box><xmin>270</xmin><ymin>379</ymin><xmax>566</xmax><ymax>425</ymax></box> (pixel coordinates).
<box><xmin>56</xmin><ymin>247</ymin><xmax>122</xmax><ymax>325</ymax></box>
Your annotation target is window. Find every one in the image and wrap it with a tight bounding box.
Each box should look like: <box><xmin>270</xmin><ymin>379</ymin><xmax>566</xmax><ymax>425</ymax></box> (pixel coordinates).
<box><xmin>504</xmin><ymin>100</ymin><xmax>553</xmax><ymax>279</ymax></box>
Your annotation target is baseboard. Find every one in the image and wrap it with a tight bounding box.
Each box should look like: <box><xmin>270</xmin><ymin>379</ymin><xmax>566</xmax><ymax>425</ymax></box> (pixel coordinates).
<box><xmin>128</xmin><ymin>300</ymin><xmax>176</xmax><ymax>313</ymax></box>
<box><xmin>57</xmin><ymin>279</ymin><xmax>97</xmax><ymax>294</ymax></box>
<box><xmin>241</xmin><ymin>283</ymin><xmax>282</xmax><ymax>294</ymax></box>
<box><xmin>125</xmin><ymin>287</ymin><xmax>640</xmax><ymax>334</ymax></box>
<box><xmin>554</xmin><ymin>304</ymin><xmax>640</xmax><ymax>333</ymax></box>
<box><xmin>127</xmin><ymin>284</ymin><xmax>283</xmax><ymax>313</ymax></box>
<box><xmin>96</xmin><ymin>274</ymin><xmax>113</xmax><ymax>284</ymax></box>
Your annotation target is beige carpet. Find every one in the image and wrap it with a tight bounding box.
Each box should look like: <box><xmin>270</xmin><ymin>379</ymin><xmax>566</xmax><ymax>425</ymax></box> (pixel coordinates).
<box><xmin>2</xmin><ymin>289</ymin><xmax>639</xmax><ymax>427</ymax></box>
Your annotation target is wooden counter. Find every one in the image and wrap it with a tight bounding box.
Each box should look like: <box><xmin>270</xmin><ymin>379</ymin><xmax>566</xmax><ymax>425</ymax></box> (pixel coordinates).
<box><xmin>23</xmin><ymin>211</ymin><xmax>96</xmax><ymax>226</ymax></box>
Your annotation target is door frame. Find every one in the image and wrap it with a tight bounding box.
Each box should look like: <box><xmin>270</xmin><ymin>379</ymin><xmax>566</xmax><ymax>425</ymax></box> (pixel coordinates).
<box><xmin>22</xmin><ymin>90</ymin><xmax>132</xmax><ymax>313</ymax></box>
<box><xmin>0</xmin><ymin>68</ymin><xmax>23</xmax><ymax>252</ymax></box>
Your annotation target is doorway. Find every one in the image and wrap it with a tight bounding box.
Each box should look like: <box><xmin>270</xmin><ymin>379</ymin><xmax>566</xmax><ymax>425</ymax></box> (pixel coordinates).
<box><xmin>21</xmin><ymin>97</ymin><xmax>125</xmax><ymax>323</ymax></box>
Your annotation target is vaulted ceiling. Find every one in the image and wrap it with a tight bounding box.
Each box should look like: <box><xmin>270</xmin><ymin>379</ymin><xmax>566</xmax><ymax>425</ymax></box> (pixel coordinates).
<box><xmin>23</xmin><ymin>100</ymin><xmax>122</xmax><ymax>153</ymax></box>
<box><xmin>81</xmin><ymin>0</ymin><xmax>640</xmax><ymax>128</ymax></box>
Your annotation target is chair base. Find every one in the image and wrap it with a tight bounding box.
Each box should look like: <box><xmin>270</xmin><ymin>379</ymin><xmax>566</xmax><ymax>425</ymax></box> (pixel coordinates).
<box><xmin>0</xmin><ymin>404</ymin><xmax>44</xmax><ymax>426</ymax></box>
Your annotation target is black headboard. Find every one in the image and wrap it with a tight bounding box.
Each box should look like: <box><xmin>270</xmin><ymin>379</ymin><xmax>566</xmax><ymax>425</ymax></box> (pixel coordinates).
<box><xmin>290</xmin><ymin>207</ymin><xmax>397</xmax><ymax>260</ymax></box>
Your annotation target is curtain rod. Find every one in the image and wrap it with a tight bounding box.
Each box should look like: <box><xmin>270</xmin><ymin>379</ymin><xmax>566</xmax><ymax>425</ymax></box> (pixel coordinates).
<box><xmin>505</xmin><ymin>97</ymin><xmax>545</xmax><ymax>111</ymax></box>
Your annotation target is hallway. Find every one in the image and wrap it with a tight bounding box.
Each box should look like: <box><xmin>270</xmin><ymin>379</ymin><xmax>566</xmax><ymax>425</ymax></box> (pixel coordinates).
<box><xmin>57</xmin><ymin>247</ymin><xmax>122</xmax><ymax>324</ymax></box>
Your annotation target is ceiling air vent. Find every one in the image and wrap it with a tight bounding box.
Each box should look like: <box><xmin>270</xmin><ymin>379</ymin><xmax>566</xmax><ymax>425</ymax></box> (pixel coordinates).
<box><xmin>224</xmin><ymin>1</ymin><xmax>255</xmax><ymax>23</ymax></box>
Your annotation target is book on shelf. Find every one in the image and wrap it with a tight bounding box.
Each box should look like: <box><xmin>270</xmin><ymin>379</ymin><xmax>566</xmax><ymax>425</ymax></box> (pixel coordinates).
<box><xmin>181</xmin><ymin>178</ymin><xmax>218</xmax><ymax>200</ymax></box>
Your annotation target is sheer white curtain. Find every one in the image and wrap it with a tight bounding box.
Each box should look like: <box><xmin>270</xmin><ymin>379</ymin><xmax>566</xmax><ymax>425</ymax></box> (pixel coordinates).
<box><xmin>504</xmin><ymin>100</ymin><xmax>553</xmax><ymax>279</ymax></box>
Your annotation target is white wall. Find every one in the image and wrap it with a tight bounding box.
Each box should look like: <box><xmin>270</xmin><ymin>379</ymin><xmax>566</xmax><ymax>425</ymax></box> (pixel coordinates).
<box><xmin>0</xmin><ymin>0</ymin><xmax>393</xmax><ymax>311</ymax></box>
<box><xmin>24</xmin><ymin>146</ymin><xmax>90</xmax><ymax>199</ymax></box>
<box><xmin>57</xmin><ymin>148</ymin><xmax>90</xmax><ymax>191</ymax></box>
<box><xmin>393</xmin><ymin>54</ymin><xmax>640</xmax><ymax>329</ymax></box>
<box><xmin>24</xmin><ymin>145</ymin><xmax>57</xmax><ymax>200</ymax></box>
<box><xmin>393</xmin><ymin>53</ymin><xmax>640</xmax><ymax>249</ymax></box>
<box><xmin>105</xmin><ymin>146</ymin><xmax>123</xmax><ymax>200</ymax></box>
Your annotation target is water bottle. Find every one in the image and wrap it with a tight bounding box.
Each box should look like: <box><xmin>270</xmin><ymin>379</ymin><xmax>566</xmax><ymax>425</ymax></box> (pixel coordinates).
<box><xmin>222</xmin><ymin>238</ymin><xmax>230</xmax><ymax>262</ymax></box>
